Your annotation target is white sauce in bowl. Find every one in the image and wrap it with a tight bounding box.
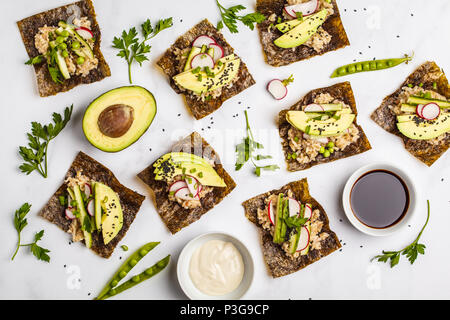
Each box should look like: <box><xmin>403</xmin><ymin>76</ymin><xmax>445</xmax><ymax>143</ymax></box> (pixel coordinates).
<box><xmin>189</xmin><ymin>240</ymin><xmax>245</xmax><ymax>296</ymax></box>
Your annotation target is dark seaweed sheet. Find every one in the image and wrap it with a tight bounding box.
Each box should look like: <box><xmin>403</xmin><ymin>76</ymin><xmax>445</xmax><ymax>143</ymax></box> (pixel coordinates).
<box><xmin>257</xmin><ymin>0</ymin><xmax>349</xmax><ymax>67</ymax></box>
<box><xmin>242</xmin><ymin>178</ymin><xmax>341</xmax><ymax>278</ymax></box>
<box><xmin>137</xmin><ymin>132</ymin><xmax>236</xmax><ymax>234</ymax></box>
<box><xmin>39</xmin><ymin>151</ymin><xmax>145</xmax><ymax>258</ymax></box>
<box><xmin>279</xmin><ymin>81</ymin><xmax>372</xmax><ymax>171</ymax></box>
<box><xmin>371</xmin><ymin>61</ymin><xmax>450</xmax><ymax>166</ymax></box>
<box><xmin>17</xmin><ymin>0</ymin><xmax>110</xmax><ymax>97</ymax></box>
<box><xmin>157</xmin><ymin>19</ymin><xmax>255</xmax><ymax>119</ymax></box>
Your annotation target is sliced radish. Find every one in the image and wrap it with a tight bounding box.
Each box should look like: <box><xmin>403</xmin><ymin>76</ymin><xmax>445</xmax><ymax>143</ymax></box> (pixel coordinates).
<box><xmin>208</xmin><ymin>43</ymin><xmax>224</xmax><ymax>62</ymax></box>
<box><xmin>190</xmin><ymin>53</ymin><xmax>215</xmax><ymax>69</ymax></box>
<box><xmin>288</xmin><ymin>198</ymin><xmax>301</xmax><ymax>216</ymax></box>
<box><xmin>284</xmin><ymin>0</ymin><xmax>319</xmax><ymax>18</ymax></box>
<box><xmin>304</xmin><ymin>103</ymin><xmax>324</xmax><ymax>112</ymax></box>
<box><xmin>185</xmin><ymin>175</ymin><xmax>202</xmax><ymax>197</ymax></box>
<box><xmin>65</xmin><ymin>208</ymin><xmax>76</xmax><ymax>220</ymax></box>
<box><xmin>420</xmin><ymin>103</ymin><xmax>440</xmax><ymax>120</ymax></box>
<box><xmin>192</xmin><ymin>35</ymin><xmax>216</xmax><ymax>48</ymax></box>
<box><xmin>267</xmin><ymin>79</ymin><xmax>288</xmax><ymax>100</ymax></box>
<box><xmin>296</xmin><ymin>226</ymin><xmax>310</xmax><ymax>252</ymax></box>
<box><xmin>416</xmin><ymin>104</ymin><xmax>425</xmax><ymax>118</ymax></box>
<box><xmin>75</xmin><ymin>27</ymin><xmax>93</xmax><ymax>40</ymax></box>
<box><xmin>174</xmin><ymin>187</ymin><xmax>199</xmax><ymax>201</ymax></box>
<box><xmin>303</xmin><ymin>204</ymin><xmax>312</xmax><ymax>221</ymax></box>
<box><xmin>267</xmin><ymin>200</ymin><xmax>276</xmax><ymax>225</ymax></box>
<box><xmin>87</xmin><ymin>199</ymin><xmax>95</xmax><ymax>217</ymax></box>
<box><xmin>169</xmin><ymin>180</ymin><xmax>187</xmax><ymax>193</ymax></box>
<box><xmin>84</xmin><ymin>183</ymin><xmax>92</xmax><ymax>198</ymax></box>
<box><xmin>303</xmin><ymin>133</ymin><xmax>329</xmax><ymax>144</ymax></box>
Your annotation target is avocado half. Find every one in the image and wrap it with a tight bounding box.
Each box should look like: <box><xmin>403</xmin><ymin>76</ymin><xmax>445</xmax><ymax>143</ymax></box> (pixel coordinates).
<box><xmin>83</xmin><ymin>86</ymin><xmax>156</xmax><ymax>152</ymax></box>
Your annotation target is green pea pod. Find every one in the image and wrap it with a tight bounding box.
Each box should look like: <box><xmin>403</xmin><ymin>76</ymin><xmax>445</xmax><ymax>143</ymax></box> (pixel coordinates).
<box><xmin>97</xmin><ymin>255</ymin><xmax>171</xmax><ymax>300</ymax></box>
<box><xmin>330</xmin><ymin>53</ymin><xmax>413</xmax><ymax>78</ymax></box>
<box><xmin>95</xmin><ymin>241</ymin><xmax>160</xmax><ymax>300</ymax></box>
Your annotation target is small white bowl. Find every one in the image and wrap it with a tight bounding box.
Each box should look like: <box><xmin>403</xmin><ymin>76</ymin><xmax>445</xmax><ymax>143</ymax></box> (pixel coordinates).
<box><xmin>342</xmin><ymin>163</ymin><xmax>417</xmax><ymax>236</ymax></box>
<box><xmin>177</xmin><ymin>232</ymin><xmax>254</xmax><ymax>300</ymax></box>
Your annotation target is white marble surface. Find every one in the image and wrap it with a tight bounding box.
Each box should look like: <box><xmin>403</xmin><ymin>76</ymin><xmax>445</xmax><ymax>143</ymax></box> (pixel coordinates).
<box><xmin>0</xmin><ymin>0</ymin><xmax>449</xmax><ymax>300</ymax></box>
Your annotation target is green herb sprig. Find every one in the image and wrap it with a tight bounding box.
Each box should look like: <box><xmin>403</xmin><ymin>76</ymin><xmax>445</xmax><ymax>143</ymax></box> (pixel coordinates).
<box><xmin>11</xmin><ymin>203</ymin><xmax>50</xmax><ymax>262</ymax></box>
<box><xmin>19</xmin><ymin>105</ymin><xmax>73</xmax><ymax>178</ymax></box>
<box><xmin>235</xmin><ymin>110</ymin><xmax>279</xmax><ymax>176</ymax></box>
<box><xmin>113</xmin><ymin>18</ymin><xmax>173</xmax><ymax>83</ymax></box>
<box><xmin>371</xmin><ymin>200</ymin><xmax>430</xmax><ymax>268</ymax></box>
<box><xmin>215</xmin><ymin>0</ymin><xmax>266</xmax><ymax>33</ymax></box>
<box><xmin>25</xmin><ymin>55</ymin><xmax>44</xmax><ymax>65</ymax></box>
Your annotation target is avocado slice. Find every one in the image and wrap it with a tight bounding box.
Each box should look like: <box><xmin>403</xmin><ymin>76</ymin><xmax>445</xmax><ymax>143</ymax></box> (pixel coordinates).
<box><xmin>407</xmin><ymin>96</ymin><xmax>450</xmax><ymax>108</ymax></box>
<box><xmin>82</xmin><ymin>86</ymin><xmax>157</xmax><ymax>152</ymax></box>
<box><xmin>276</xmin><ymin>19</ymin><xmax>302</xmax><ymax>33</ymax></box>
<box><xmin>73</xmin><ymin>185</ymin><xmax>93</xmax><ymax>248</ymax></box>
<box><xmin>400</xmin><ymin>104</ymin><xmax>417</xmax><ymax>113</ymax></box>
<box><xmin>184</xmin><ymin>47</ymin><xmax>202</xmax><ymax>71</ymax></box>
<box><xmin>397</xmin><ymin>113</ymin><xmax>450</xmax><ymax>140</ymax></box>
<box><xmin>173</xmin><ymin>55</ymin><xmax>240</xmax><ymax>94</ymax></box>
<box><xmin>94</xmin><ymin>182</ymin><xmax>123</xmax><ymax>245</ymax></box>
<box><xmin>153</xmin><ymin>152</ymin><xmax>214</xmax><ymax>172</ymax></box>
<box><xmin>274</xmin><ymin>9</ymin><xmax>328</xmax><ymax>49</ymax></box>
<box><xmin>273</xmin><ymin>194</ymin><xmax>287</xmax><ymax>244</ymax></box>
<box><xmin>287</xmin><ymin>110</ymin><xmax>355</xmax><ymax>137</ymax></box>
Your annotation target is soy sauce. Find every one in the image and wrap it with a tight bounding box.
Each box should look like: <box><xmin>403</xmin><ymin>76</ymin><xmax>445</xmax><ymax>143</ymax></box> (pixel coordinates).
<box><xmin>350</xmin><ymin>170</ymin><xmax>409</xmax><ymax>229</ymax></box>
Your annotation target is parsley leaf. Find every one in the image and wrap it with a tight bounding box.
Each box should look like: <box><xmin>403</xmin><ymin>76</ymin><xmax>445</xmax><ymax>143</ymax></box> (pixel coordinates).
<box><xmin>113</xmin><ymin>18</ymin><xmax>173</xmax><ymax>83</ymax></box>
<box><xmin>19</xmin><ymin>105</ymin><xmax>73</xmax><ymax>178</ymax></box>
<box><xmin>235</xmin><ymin>111</ymin><xmax>279</xmax><ymax>176</ymax></box>
<box><xmin>284</xmin><ymin>215</ymin><xmax>308</xmax><ymax>229</ymax></box>
<box><xmin>371</xmin><ymin>200</ymin><xmax>430</xmax><ymax>268</ymax></box>
<box><xmin>25</xmin><ymin>55</ymin><xmax>44</xmax><ymax>65</ymax></box>
<box><xmin>215</xmin><ymin>0</ymin><xmax>266</xmax><ymax>33</ymax></box>
<box><xmin>11</xmin><ymin>204</ymin><xmax>51</xmax><ymax>262</ymax></box>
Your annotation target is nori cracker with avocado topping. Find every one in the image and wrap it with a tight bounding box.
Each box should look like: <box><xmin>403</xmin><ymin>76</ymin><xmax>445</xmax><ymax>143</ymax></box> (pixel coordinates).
<box><xmin>17</xmin><ymin>0</ymin><xmax>111</xmax><ymax>97</ymax></box>
<box><xmin>157</xmin><ymin>19</ymin><xmax>255</xmax><ymax>120</ymax></box>
<box><xmin>257</xmin><ymin>0</ymin><xmax>349</xmax><ymax>67</ymax></box>
<box><xmin>39</xmin><ymin>151</ymin><xmax>145</xmax><ymax>258</ymax></box>
<box><xmin>279</xmin><ymin>82</ymin><xmax>371</xmax><ymax>171</ymax></box>
<box><xmin>137</xmin><ymin>132</ymin><xmax>236</xmax><ymax>234</ymax></box>
<box><xmin>371</xmin><ymin>61</ymin><xmax>450</xmax><ymax>166</ymax></box>
<box><xmin>242</xmin><ymin>178</ymin><xmax>341</xmax><ymax>278</ymax></box>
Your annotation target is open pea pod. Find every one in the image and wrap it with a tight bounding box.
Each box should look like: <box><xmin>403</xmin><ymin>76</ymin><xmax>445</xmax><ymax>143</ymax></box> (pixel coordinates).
<box><xmin>97</xmin><ymin>255</ymin><xmax>171</xmax><ymax>300</ymax></box>
<box><xmin>95</xmin><ymin>241</ymin><xmax>160</xmax><ymax>300</ymax></box>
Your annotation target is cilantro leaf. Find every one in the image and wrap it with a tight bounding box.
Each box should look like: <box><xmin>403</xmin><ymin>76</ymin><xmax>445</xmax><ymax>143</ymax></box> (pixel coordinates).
<box><xmin>215</xmin><ymin>0</ymin><xmax>265</xmax><ymax>33</ymax></box>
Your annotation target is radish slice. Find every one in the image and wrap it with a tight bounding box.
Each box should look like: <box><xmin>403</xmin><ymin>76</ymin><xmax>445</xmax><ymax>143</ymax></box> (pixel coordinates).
<box><xmin>169</xmin><ymin>180</ymin><xmax>187</xmax><ymax>193</ymax></box>
<box><xmin>284</xmin><ymin>0</ymin><xmax>319</xmax><ymax>18</ymax></box>
<box><xmin>267</xmin><ymin>79</ymin><xmax>288</xmax><ymax>100</ymax></box>
<box><xmin>174</xmin><ymin>187</ymin><xmax>199</xmax><ymax>201</ymax></box>
<box><xmin>267</xmin><ymin>200</ymin><xmax>275</xmax><ymax>225</ymax></box>
<box><xmin>75</xmin><ymin>27</ymin><xmax>93</xmax><ymax>40</ymax></box>
<box><xmin>208</xmin><ymin>43</ymin><xmax>224</xmax><ymax>62</ymax></box>
<box><xmin>65</xmin><ymin>208</ymin><xmax>76</xmax><ymax>220</ymax></box>
<box><xmin>87</xmin><ymin>199</ymin><xmax>94</xmax><ymax>217</ymax></box>
<box><xmin>192</xmin><ymin>35</ymin><xmax>217</xmax><ymax>48</ymax></box>
<box><xmin>420</xmin><ymin>103</ymin><xmax>440</xmax><ymax>120</ymax></box>
<box><xmin>185</xmin><ymin>176</ymin><xmax>202</xmax><ymax>197</ymax></box>
<box><xmin>303</xmin><ymin>133</ymin><xmax>329</xmax><ymax>144</ymax></box>
<box><xmin>416</xmin><ymin>104</ymin><xmax>425</xmax><ymax>118</ymax></box>
<box><xmin>303</xmin><ymin>204</ymin><xmax>312</xmax><ymax>221</ymax></box>
<box><xmin>296</xmin><ymin>226</ymin><xmax>310</xmax><ymax>252</ymax></box>
<box><xmin>84</xmin><ymin>183</ymin><xmax>92</xmax><ymax>198</ymax></box>
<box><xmin>304</xmin><ymin>104</ymin><xmax>324</xmax><ymax>112</ymax></box>
<box><xmin>288</xmin><ymin>198</ymin><xmax>301</xmax><ymax>216</ymax></box>
<box><xmin>190</xmin><ymin>53</ymin><xmax>215</xmax><ymax>69</ymax></box>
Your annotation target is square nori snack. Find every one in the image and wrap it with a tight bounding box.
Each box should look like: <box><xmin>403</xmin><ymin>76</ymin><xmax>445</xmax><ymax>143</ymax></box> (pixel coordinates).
<box><xmin>242</xmin><ymin>178</ymin><xmax>341</xmax><ymax>278</ymax></box>
<box><xmin>279</xmin><ymin>81</ymin><xmax>371</xmax><ymax>171</ymax></box>
<box><xmin>256</xmin><ymin>0</ymin><xmax>350</xmax><ymax>67</ymax></box>
<box><xmin>137</xmin><ymin>132</ymin><xmax>236</xmax><ymax>234</ymax></box>
<box><xmin>371</xmin><ymin>61</ymin><xmax>450</xmax><ymax>166</ymax></box>
<box><xmin>157</xmin><ymin>19</ymin><xmax>255</xmax><ymax>119</ymax></box>
<box><xmin>39</xmin><ymin>151</ymin><xmax>145</xmax><ymax>258</ymax></box>
<box><xmin>17</xmin><ymin>0</ymin><xmax>111</xmax><ymax>97</ymax></box>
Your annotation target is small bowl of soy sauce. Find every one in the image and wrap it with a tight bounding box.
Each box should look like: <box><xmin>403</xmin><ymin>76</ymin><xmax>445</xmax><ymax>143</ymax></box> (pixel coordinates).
<box><xmin>342</xmin><ymin>163</ymin><xmax>417</xmax><ymax>236</ymax></box>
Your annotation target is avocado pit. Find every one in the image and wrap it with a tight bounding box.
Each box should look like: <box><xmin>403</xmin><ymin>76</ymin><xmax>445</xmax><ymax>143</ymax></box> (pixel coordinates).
<box><xmin>98</xmin><ymin>104</ymin><xmax>134</xmax><ymax>138</ymax></box>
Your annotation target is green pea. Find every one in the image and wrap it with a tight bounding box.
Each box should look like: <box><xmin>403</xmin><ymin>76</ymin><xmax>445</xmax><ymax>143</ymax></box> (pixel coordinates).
<box><xmin>129</xmin><ymin>259</ymin><xmax>137</xmax><ymax>267</ymax></box>
<box><xmin>356</xmin><ymin>64</ymin><xmax>362</xmax><ymax>72</ymax></box>
<box><xmin>61</xmin><ymin>30</ymin><xmax>69</xmax><ymax>37</ymax></box>
<box><xmin>326</xmin><ymin>141</ymin><xmax>334</xmax><ymax>148</ymax></box>
<box><xmin>139</xmin><ymin>249</ymin><xmax>148</xmax><ymax>256</ymax></box>
<box><xmin>369</xmin><ymin>62</ymin><xmax>377</xmax><ymax>70</ymax></box>
<box><xmin>323</xmin><ymin>150</ymin><xmax>330</xmax><ymax>158</ymax></box>
<box><xmin>58</xmin><ymin>43</ymin><xmax>67</xmax><ymax>50</ymax></box>
<box><xmin>291</xmin><ymin>153</ymin><xmax>297</xmax><ymax>159</ymax></box>
<box><xmin>362</xmin><ymin>62</ymin><xmax>370</xmax><ymax>71</ymax></box>
<box><xmin>347</xmin><ymin>65</ymin><xmax>356</xmax><ymax>73</ymax></box>
<box><xmin>132</xmin><ymin>275</ymin><xmax>140</xmax><ymax>283</ymax></box>
<box><xmin>109</xmin><ymin>289</ymin><xmax>116</xmax><ymax>295</ymax></box>
<box><xmin>56</xmin><ymin>36</ymin><xmax>65</xmax><ymax>44</ymax></box>
<box><xmin>387</xmin><ymin>60</ymin><xmax>394</xmax><ymax>67</ymax></box>
<box><xmin>145</xmin><ymin>268</ymin><xmax>154</xmax><ymax>275</ymax></box>
<box><xmin>61</xmin><ymin>50</ymin><xmax>69</xmax><ymax>58</ymax></box>
<box><xmin>376</xmin><ymin>61</ymin><xmax>384</xmax><ymax>69</ymax></box>
<box><xmin>328</xmin><ymin>147</ymin><xmax>334</xmax><ymax>153</ymax></box>
<box><xmin>119</xmin><ymin>271</ymin><xmax>127</xmax><ymax>278</ymax></box>
<box><xmin>76</xmin><ymin>56</ymin><xmax>85</xmax><ymax>65</ymax></box>
<box><xmin>337</xmin><ymin>67</ymin><xmax>346</xmax><ymax>75</ymax></box>
<box><xmin>71</xmin><ymin>41</ymin><xmax>81</xmax><ymax>49</ymax></box>
<box><xmin>319</xmin><ymin>146</ymin><xmax>325</xmax><ymax>154</ymax></box>
<box><xmin>111</xmin><ymin>280</ymin><xmax>118</xmax><ymax>287</ymax></box>
<box><xmin>419</xmin><ymin>82</ymin><xmax>423</xmax><ymax>87</ymax></box>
